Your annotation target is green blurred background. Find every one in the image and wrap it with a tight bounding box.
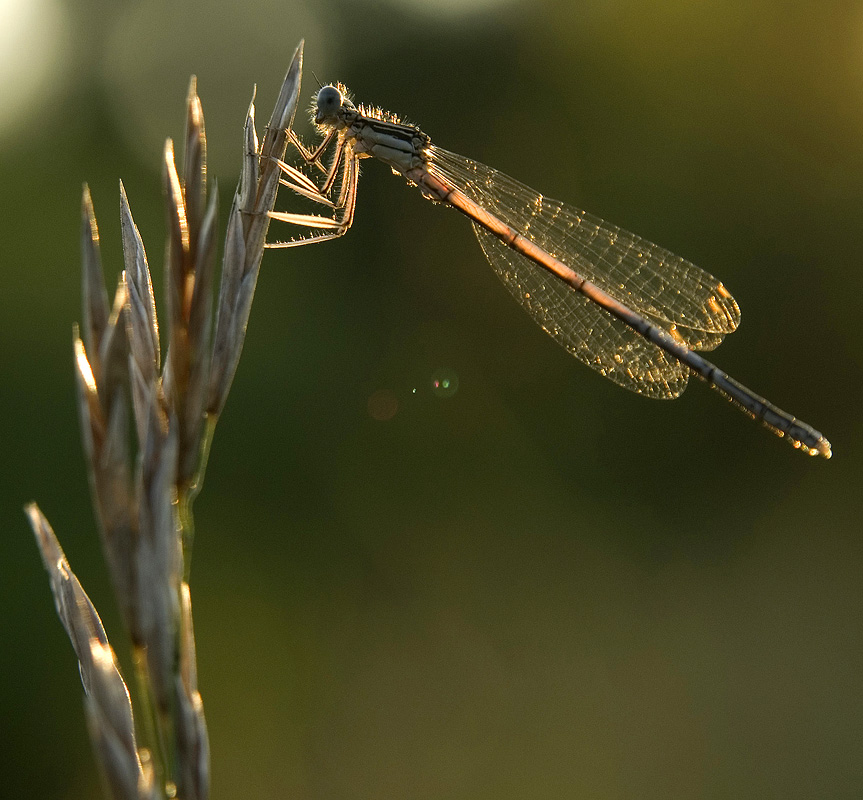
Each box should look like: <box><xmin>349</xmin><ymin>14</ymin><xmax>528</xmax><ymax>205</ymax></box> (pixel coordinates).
<box><xmin>3</xmin><ymin>0</ymin><xmax>861</xmax><ymax>798</ymax></box>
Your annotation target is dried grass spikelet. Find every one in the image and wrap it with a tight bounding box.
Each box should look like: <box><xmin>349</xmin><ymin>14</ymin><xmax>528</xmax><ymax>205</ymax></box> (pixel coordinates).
<box><xmin>27</xmin><ymin>41</ymin><xmax>304</xmax><ymax>800</ymax></box>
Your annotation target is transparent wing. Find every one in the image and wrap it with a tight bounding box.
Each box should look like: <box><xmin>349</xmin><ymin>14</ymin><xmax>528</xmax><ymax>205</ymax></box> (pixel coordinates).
<box><xmin>473</xmin><ymin>228</ymin><xmax>692</xmax><ymax>397</ymax></box>
<box><xmin>428</xmin><ymin>147</ymin><xmax>741</xmax><ymax>398</ymax></box>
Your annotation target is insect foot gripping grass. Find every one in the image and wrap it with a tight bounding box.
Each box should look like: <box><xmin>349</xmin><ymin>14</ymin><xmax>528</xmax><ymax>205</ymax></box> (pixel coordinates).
<box><xmin>26</xmin><ymin>41</ymin><xmax>304</xmax><ymax>800</ymax></box>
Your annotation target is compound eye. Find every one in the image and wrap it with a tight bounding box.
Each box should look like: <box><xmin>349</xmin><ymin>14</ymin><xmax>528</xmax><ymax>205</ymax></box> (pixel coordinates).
<box><xmin>316</xmin><ymin>85</ymin><xmax>343</xmax><ymax>120</ymax></box>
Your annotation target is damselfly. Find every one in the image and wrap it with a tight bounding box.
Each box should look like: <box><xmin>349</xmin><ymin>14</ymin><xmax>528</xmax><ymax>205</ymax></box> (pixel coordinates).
<box><xmin>267</xmin><ymin>83</ymin><xmax>831</xmax><ymax>458</ymax></box>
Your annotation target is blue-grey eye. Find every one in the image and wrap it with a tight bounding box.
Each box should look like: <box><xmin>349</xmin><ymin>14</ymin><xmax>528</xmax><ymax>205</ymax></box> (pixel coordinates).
<box><xmin>315</xmin><ymin>85</ymin><xmax>342</xmax><ymax>123</ymax></box>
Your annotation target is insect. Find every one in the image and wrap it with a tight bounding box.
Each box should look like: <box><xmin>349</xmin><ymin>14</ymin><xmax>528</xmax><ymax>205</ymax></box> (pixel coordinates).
<box><xmin>267</xmin><ymin>83</ymin><xmax>831</xmax><ymax>458</ymax></box>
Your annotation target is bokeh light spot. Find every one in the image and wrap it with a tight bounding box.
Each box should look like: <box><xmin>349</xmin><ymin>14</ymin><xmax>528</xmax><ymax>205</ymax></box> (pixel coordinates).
<box><xmin>385</xmin><ymin>0</ymin><xmax>517</xmax><ymax>19</ymax></box>
<box><xmin>0</xmin><ymin>0</ymin><xmax>69</xmax><ymax>141</ymax></box>
<box><xmin>367</xmin><ymin>388</ymin><xmax>399</xmax><ymax>421</ymax></box>
<box><xmin>430</xmin><ymin>368</ymin><xmax>459</xmax><ymax>398</ymax></box>
<box><xmin>102</xmin><ymin>0</ymin><xmax>324</xmax><ymax>175</ymax></box>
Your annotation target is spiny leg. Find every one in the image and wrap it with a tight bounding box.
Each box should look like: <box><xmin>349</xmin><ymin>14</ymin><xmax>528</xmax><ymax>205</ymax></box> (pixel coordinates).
<box><xmin>282</xmin><ymin>126</ymin><xmax>347</xmax><ymax>199</ymax></box>
<box><xmin>275</xmin><ymin>159</ymin><xmax>337</xmax><ymax>207</ymax></box>
<box><xmin>288</xmin><ymin>128</ymin><xmax>335</xmax><ymax>175</ymax></box>
<box><xmin>267</xmin><ymin>153</ymin><xmax>360</xmax><ymax>248</ymax></box>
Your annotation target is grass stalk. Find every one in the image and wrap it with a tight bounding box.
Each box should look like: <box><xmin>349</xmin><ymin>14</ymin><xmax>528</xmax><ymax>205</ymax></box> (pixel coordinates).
<box><xmin>26</xmin><ymin>41</ymin><xmax>305</xmax><ymax>800</ymax></box>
